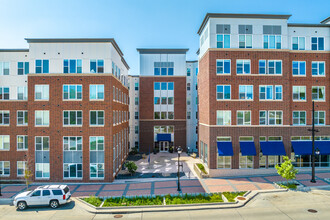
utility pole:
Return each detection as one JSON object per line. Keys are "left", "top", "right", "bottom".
{"left": 308, "top": 101, "right": 319, "bottom": 183}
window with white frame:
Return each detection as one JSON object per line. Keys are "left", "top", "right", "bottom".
{"left": 259, "top": 111, "right": 283, "bottom": 125}
{"left": 216, "top": 60, "right": 231, "bottom": 74}
{"left": 63, "top": 136, "right": 82, "bottom": 151}
{"left": 0, "top": 135, "right": 10, "bottom": 150}
{"left": 237, "top": 111, "right": 251, "bottom": 125}
{"left": 292, "top": 86, "right": 306, "bottom": 101}
{"left": 17, "top": 62, "right": 29, "bottom": 75}
{"left": 216, "top": 85, "right": 231, "bottom": 100}
{"left": 314, "top": 111, "right": 325, "bottom": 125}
{"left": 90, "top": 59, "right": 104, "bottom": 73}
{"left": 293, "top": 111, "right": 306, "bottom": 125}
{"left": 90, "top": 111, "right": 104, "bottom": 126}
{"left": 17, "top": 87, "right": 27, "bottom": 100}
{"left": 217, "top": 136, "right": 231, "bottom": 169}
{"left": 35, "top": 136, "right": 49, "bottom": 151}
{"left": 0, "top": 161, "right": 10, "bottom": 176}
{"left": 236, "top": 60, "right": 250, "bottom": 74}
{"left": 35, "top": 110, "right": 49, "bottom": 126}
{"left": 17, "top": 111, "right": 28, "bottom": 125}
{"left": 312, "top": 61, "right": 325, "bottom": 76}
{"left": 312, "top": 86, "right": 325, "bottom": 101}
{"left": 89, "top": 136, "right": 104, "bottom": 179}
{"left": 35, "top": 136, "right": 50, "bottom": 179}
{"left": 238, "top": 25, "right": 252, "bottom": 48}
{"left": 239, "top": 136, "right": 254, "bottom": 169}
{"left": 0, "top": 111, "right": 9, "bottom": 125}
{"left": 154, "top": 82, "right": 174, "bottom": 120}
{"left": 263, "top": 25, "right": 281, "bottom": 49}
{"left": 154, "top": 62, "right": 174, "bottom": 76}
{"left": 90, "top": 85, "right": 104, "bottom": 100}
{"left": 0, "top": 62, "right": 10, "bottom": 75}
{"left": 35, "top": 163, "right": 49, "bottom": 179}
{"left": 35, "top": 60, "right": 49, "bottom": 73}
{"left": 259, "top": 85, "right": 282, "bottom": 100}
{"left": 63, "top": 59, "right": 82, "bottom": 73}
{"left": 311, "top": 37, "right": 324, "bottom": 51}
{"left": 35, "top": 85, "right": 49, "bottom": 100}
{"left": 216, "top": 110, "right": 231, "bottom": 125}
{"left": 0, "top": 87, "right": 10, "bottom": 100}
{"left": 239, "top": 85, "right": 253, "bottom": 100}
{"left": 292, "top": 37, "right": 305, "bottom": 50}
{"left": 292, "top": 61, "right": 306, "bottom": 76}
{"left": 259, "top": 60, "right": 282, "bottom": 75}
{"left": 63, "top": 136, "right": 82, "bottom": 178}
{"left": 17, "top": 161, "right": 26, "bottom": 176}
{"left": 63, "top": 111, "right": 82, "bottom": 126}
{"left": 64, "top": 163, "right": 82, "bottom": 178}
{"left": 17, "top": 135, "right": 28, "bottom": 150}
{"left": 63, "top": 85, "right": 82, "bottom": 100}
{"left": 216, "top": 24, "right": 230, "bottom": 48}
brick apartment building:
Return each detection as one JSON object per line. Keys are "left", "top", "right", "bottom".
{"left": 0, "top": 38, "right": 129, "bottom": 182}
{"left": 197, "top": 14, "right": 330, "bottom": 176}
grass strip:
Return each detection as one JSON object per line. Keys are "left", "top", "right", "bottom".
{"left": 223, "top": 192, "right": 246, "bottom": 202}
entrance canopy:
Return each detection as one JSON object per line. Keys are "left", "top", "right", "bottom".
{"left": 260, "top": 141, "right": 286, "bottom": 156}
{"left": 292, "top": 141, "right": 330, "bottom": 155}
{"left": 239, "top": 142, "right": 256, "bottom": 156}
{"left": 157, "top": 133, "right": 171, "bottom": 142}
{"left": 217, "top": 141, "right": 233, "bottom": 156}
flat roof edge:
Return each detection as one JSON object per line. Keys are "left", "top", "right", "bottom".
{"left": 0, "top": 49, "right": 29, "bottom": 52}
{"left": 137, "top": 48, "right": 189, "bottom": 54}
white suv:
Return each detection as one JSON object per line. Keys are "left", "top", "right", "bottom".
{"left": 13, "top": 185, "right": 71, "bottom": 210}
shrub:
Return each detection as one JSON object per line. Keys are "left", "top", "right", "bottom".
{"left": 126, "top": 161, "right": 138, "bottom": 175}
{"left": 275, "top": 156, "right": 298, "bottom": 186}
{"left": 196, "top": 163, "right": 207, "bottom": 174}
{"left": 83, "top": 196, "right": 103, "bottom": 207}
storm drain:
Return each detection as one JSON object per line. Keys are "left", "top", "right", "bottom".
{"left": 307, "top": 209, "right": 318, "bottom": 213}
{"left": 237, "top": 197, "right": 246, "bottom": 201}
{"left": 114, "top": 214, "right": 123, "bottom": 218}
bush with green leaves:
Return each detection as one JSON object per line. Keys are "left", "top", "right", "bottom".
{"left": 275, "top": 156, "right": 298, "bottom": 185}
{"left": 126, "top": 161, "right": 138, "bottom": 175}
{"left": 83, "top": 196, "right": 103, "bottom": 207}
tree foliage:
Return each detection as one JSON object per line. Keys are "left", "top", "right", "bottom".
{"left": 24, "top": 155, "right": 33, "bottom": 190}
{"left": 126, "top": 161, "right": 138, "bottom": 176}
{"left": 275, "top": 156, "right": 298, "bottom": 184}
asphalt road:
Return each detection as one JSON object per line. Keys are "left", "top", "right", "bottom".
{"left": 1, "top": 188, "right": 330, "bottom": 220}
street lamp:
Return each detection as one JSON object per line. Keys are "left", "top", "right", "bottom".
{"left": 177, "top": 146, "right": 183, "bottom": 192}
{"left": 308, "top": 101, "right": 319, "bottom": 183}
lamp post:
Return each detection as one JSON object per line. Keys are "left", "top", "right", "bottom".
{"left": 308, "top": 101, "right": 319, "bottom": 183}
{"left": 177, "top": 146, "right": 183, "bottom": 192}
{"left": 0, "top": 176, "right": 2, "bottom": 196}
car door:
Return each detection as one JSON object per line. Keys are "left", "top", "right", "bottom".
{"left": 42, "top": 190, "right": 51, "bottom": 205}
{"left": 28, "top": 190, "right": 42, "bottom": 205}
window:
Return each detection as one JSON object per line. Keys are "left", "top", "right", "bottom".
{"left": 17, "top": 161, "right": 26, "bottom": 176}
{"left": 17, "top": 87, "right": 27, "bottom": 100}
{"left": 35, "top": 137, "right": 50, "bottom": 177}
{"left": 63, "top": 111, "right": 82, "bottom": 126}
{"left": 17, "top": 62, "right": 29, "bottom": 75}
{"left": 292, "top": 61, "right": 306, "bottom": 76}
{"left": 43, "top": 190, "right": 51, "bottom": 196}
{"left": 312, "top": 86, "right": 325, "bottom": 101}
{"left": 259, "top": 111, "right": 283, "bottom": 125}
{"left": 89, "top": 85, "right": 104, "bottom": 100}
{"left": 135, "top": 97, "right": 139, "bottom": 105}
{"left": 263, "top": 25, "right": 282, "bottom": 49}
{"left": 135, "top": 112, "right": 139, "bottom": 119}
{"left": 292, "top": 37, "right": 305, "bottom": 50}
{"left": 293, "top": 111, "right": 306, "bottom": 125}
{"left": 238, "top": 25, "right": 252, "bottom": 48}
{"left": 216, "top": 111, "right": 231, "bottom": 125}
{"left": 135, "top": 83, "right": 139, "bottom": 91}
{"left": 0, "top": 161, "right": 10, "bottom": 176}
{"left": 237, "top": 111, "right": 251, "bottom": 125}
{"left": 17, "top": 111, "right": 28, "bottom": 125}
{"left": 187, "top": 111, "right": 191, "bottom": 119}
{"left": 90, "top": 111, "right": 104, "bottom": 126}
{"left": 311, "top": 37, "right": 324, "bottom": 50}
{"left": 0, "top": 87, "right": 10, "bottom": 100}
{"left": 259, "top": 60, "right": 282, "bottom": 75}
{"left": 63, "top": 59, "right": 82, "bottom": 73}
{"left": 90, "top": 163, "right": 104, "bottom": 179}
{"left": 63, "top": 136, "right": 82, "bottom": 151}
{"left": 63, "top": 85, "right": 82, "bottom": 100}
{"left": 64, "top": 163, "right": 82, "bottom": 178}
{"left": 292, "top": 86, "right": 306, "bottom": 101}
{"left": 35, "top": 136, "right": 49, "bottom": 151}
{"left": 216, "top": 24, "right": 230, "bottom": 48}
{"left": 35, "top": 85, "right": 49, "bottom": 100}
{"left": 216, "top": 85, "right": 231, "bottom": 100}
{"left": 187, "top": 97, "right": 191, "bottom": 105}
{"left": 259, "top": 85, "right": 282, "bottom": 100}
{"left": 312, "top": 62, "right": 325, "bottom": 76}
{"left": 154, "top": 62, "right": 174, "bottom": 76}
{"left": 90, "top": 59, "right": 104, "bottom": 73}
{"left": 0, "top": 111, "right": 9, "bottom": 125}
{"left": 216, "top": 60, "right": 231, "bottom": 74}
{"left": 0, "top": 62, "right": 10, "bottom": 75}
{"left": 239, "top": 137, "right": 254, "bottom": 169}
{"left": 35, "top": 60, "right": 49, "bottom": 73}
{"left": 187, "top": 83, "right": 190, "bottom": 91}
{"left": 0, "top": 135, "right": 10, "bottom": 150}
{"left": 187, "top": 68, "right": 191, "bottom": 76}
{"left": 35, "top": 110, "right": 49, "bottom": 126}
{"left": 17, "top": 135, "right": 28, "bottom": 150}
{"left": 135, "top": 126, "right": 139, "bottom": 134}
{"left": 314, "top": 111, "right": 325, "bottom": 125}
{"left": 90, "top": 136, "right": 104, "bottom": 151}
{"left": 239, "top": 85, "right": 253, "bottom": 100}
{"left": 236, "top": 60, "right": 250, "bottom": 74}
{"left": 35, "top": 163, "right": 50, "bottom": 179}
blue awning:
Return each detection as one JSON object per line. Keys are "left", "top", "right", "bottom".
{"left": 292, "top": 141, "right": 312, "bottom": 155}
{"left": 316, "top": 141, "right": 330, "bottom": 155}
{"left": 260, "top": 141, "right": 286, "bottom": 156}
{"left": 157, "top": 133, "right": 171, "bottom": 142}
{"left": 217, "top": 141, "right": 233, "bottom": 156}
{"left": 239, "top": 142, "right": 256, "bottom": 156}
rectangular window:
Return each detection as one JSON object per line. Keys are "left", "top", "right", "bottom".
{"left": 236, "top": 60, "right": 250, "bottom": 74}
{"left": 0, "top": 62, "right": 10, "bottom": 75}
{"left": 312, "top": 61, "right": 325, "bottom": 76}
{"left": 17, "top": 135, "right": 28, "bottom": 150}
{"left": 311, "top": 37, "right": 324, "bottom": 50}
{"left": 35, "top": 163, "right": 50, "bottom": 179}
{"left": 90, "top": 59, "right": 104, "bottom": 73}
{"left": 35, "top": 60, "right": 49, "bottom": 73}
{"left": 216, "top": 85, "right": 231, "bottom": 100}
{"left": 216, "top": 24, "right": 231, "bottom": 48}
{"left": 293, "top": 111, "right": 306, "bottom": 125}
{"left": 239, "top": 85, "right": 253, "bottom": 100}
{"left": 263, "top": 26, "right": 281, "bottom": 49}
{"left": 35, "top": 85, "right": 49, "bottom": 100}
{"left": 135, "top": 112, "right": 139, "bottom": 119}
{"left": 63, "top": 59, "right": 82, "bottom": 73}
{"left": 63, "top": 111, "right": 83, "bottom": 126}
{"left": 0, "top": 111, "right": 9, "bottom": 125}
{"left": 0, "top": 161, "right": 10, "bottom": 176}
{"left": 63, "top": 85, "right": 82, "bottom": 100}
{"left": 17, "top": 161, "right": 26, "bottom": 176}
{"left": 35, "top": 136, "right": 49, "bottom": 151}
{"left": 90, "top": 136, "right": 104, "bottom": 151}
{"left": 292, "top": 37, "right": 305, "bottom": 50}
{"left": 135, "top": 83, "right": 139, "bottom": 91}
{"left": 17, "top": 86, "right": 27, "bottom": 100}
{"left": 135, "top": 126, "right": 139, "bottom": 134}
{"left": 17, "top": 111, "right": 28, "bottom": 126}
{"left": 238, "top": 25, "right": 252, "bottom": 49}
{"left": 216, "top": 60, "right": 231, "bottom": 74}
{"left": 17, "top": 62, "right": 29, "bottom": 75}
{"left": 259, "top": 111, "right": 283, "bottom": 125}
{"left": 259, "top": 85, "right": 282, "bottom": 100}
{"left": 187, "top": 68, "right": 191, "bottom": 76}
{"left": 0, "top": 87, "right": 10, "bottom": 100}
{"left": 312, "top": 86, "right": 325, "bottom": 101}
{"left": 292, "top": 61, "right": 306, "bottom": 76}
{"left": 63, "top": 136, "right": 82, "bottom": 151}
{"left": 154, "top": 62, "right": 174, "bottom": 76}
{"left": 216, "top": 110, "right": 231, "bottom": 125}
{"left": 35, "top": 110, "right": 49, "bottom": 126}
{"left": 314, "top": 111, "right": 325, "bottom": 125}
{"left": 135, "top": 97, "right": 139, "bottom": 105}
{"left": 90, "top": 163, "right": 104, "bottom": 179}
{"left": 63, "top": 163, "right": 82, "bottom": 178}
{"left": 237, "top": 111, "right": 251, "bottom": 125}
{"left": 292, "top": 86, "right": 306, "bottom": 101}
{"left": 0, "top": 135, "right": 10, "bottom": 150}
{"left": 90, "top": 111, "right": 104, "bottom": 126}
{"left": 89, "top": 85, "right": 104, "bottom": 100}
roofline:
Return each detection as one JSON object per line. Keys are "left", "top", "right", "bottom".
{"left": 288, "top": 23, "right": 330, "bottom": 27}
{"left": 0, "top": 49, "right": 29, "bottom": 52}
{"left": 136, "top": 48, "right": 189, "bottom": 54}
{"left": 320, "top": 16, "right": 330, "bottom": 24}
{"left": 186, "top": 60, "right": 198, "bottom": 63}
{"left": 197, "top": 13, "right": 292, "bottom": 35}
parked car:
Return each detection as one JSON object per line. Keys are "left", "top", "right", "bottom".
{"left": 13, "top": 185, "right": 71, "bottom": 210}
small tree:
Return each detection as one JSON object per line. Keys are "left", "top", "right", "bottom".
{"left": 24, "top": 155, "right": 33, "bottom": 190}
{"left": 126, "top": 161, "right": 138, "bottom": 176}
{"left": 275, "top": 156, "right": 298, "bottom": 185}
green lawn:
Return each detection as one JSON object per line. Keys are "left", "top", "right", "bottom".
{"left": 223, "top": 192, "right": 246, "bottom": 202}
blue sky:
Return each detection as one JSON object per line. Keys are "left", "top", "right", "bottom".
{"left": 1, "top": 0, "right": 329, "bottom": 74}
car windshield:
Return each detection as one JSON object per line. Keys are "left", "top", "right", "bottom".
{"left": 26, "top": 191, "right": 33, "bottom": 196}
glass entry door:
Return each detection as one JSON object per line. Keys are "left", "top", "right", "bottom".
{"left": 159, "top": 141, "right": 169, "bottom": 152}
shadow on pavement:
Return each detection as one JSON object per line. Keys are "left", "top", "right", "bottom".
{"left": 15, "top": 200, "right": 75, "bottom": 212}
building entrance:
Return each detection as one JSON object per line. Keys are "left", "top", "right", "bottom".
{"left": 159, "top": 141, "right": 169, "bottom": 152}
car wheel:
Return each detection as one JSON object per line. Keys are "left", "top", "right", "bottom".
{"left": 50, "top": 200, "right": 59, "bottom": 209}
{"left": 17, "top": 201, "right": 27, "bottom": 210}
